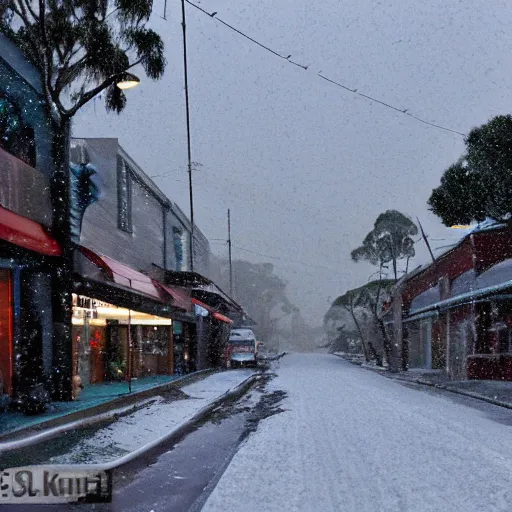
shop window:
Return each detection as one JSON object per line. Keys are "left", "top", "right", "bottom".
{"left": 117, "top": 155, "right": 132, "bottom": 233}
{"left": 141, "top": 326, "right": 169, "bottom": 356}
{"left": 0, "top": 94, "right": 36, "bottom": 167}
{"left": 486, "top": 302, "right": 512, "bottom": 354}
{"left": 173, "top": 227, "right": 184, "bottom": 271}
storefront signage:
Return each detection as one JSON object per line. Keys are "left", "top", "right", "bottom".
{"left": 194, "top": 304, "right": 209, "bottom": 317}
{"left": 69, "top": 162, "right": 99, "bottom": 244}
{"left": 0, "top": 466, "right": 112, "bottom": 504}
{"left": 173, "top": 321, "right": 183, "bottom": 335}
{"left": 74, "top": 296, "right": 113, "bottom": 311}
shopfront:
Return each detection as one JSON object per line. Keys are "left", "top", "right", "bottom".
{"left": 72, "top": 294, "right": 173, "bottom": 385}
{"left": 0, "top": 206, "right": 61, "bottom": 401}
{"left": 171, "top": 320, "right": 198, "bottom": 375}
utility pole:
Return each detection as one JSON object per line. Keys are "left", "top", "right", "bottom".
{"left": 416, "top": 217, "right": 436, "bottom": 264}
{"left": 181, "top": 0, "right": 194, "bottom": 272}
{"left": 228, "top": 209, "right": 233, "bottom": 297}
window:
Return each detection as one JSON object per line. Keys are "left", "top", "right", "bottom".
{"left": 141, "top": 326, "right": 169, "bottom": 355}
{"left": 487, "top": 301, "right": 512, "bottom": 354}
{"left": 0, "top": 93, "right": 36, "bottom": 167}
{"left": 117, "top": 155, "right": 132, "bottom": 233}
{"left": 173, "top": 226, "right": 184, "bottom": 271}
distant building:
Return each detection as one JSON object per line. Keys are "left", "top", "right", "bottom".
{"left": 384, "top": 222, "right": 512, "bottom": 380}
{"left": 67, "top": 138, "right": 241, "bottom": 389}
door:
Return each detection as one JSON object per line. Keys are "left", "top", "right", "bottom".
{"left": 0, "top": 269, "right": 12, "bottom": 395}
{"left": 424, "top": 319, "right": 432, "bottom": 370}
{"left": 77, "top": 313, "right": 91, "bottom": 385}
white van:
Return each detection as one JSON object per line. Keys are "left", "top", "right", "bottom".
{"left": 227, "top": 328, "right": 257, "bottom": 367}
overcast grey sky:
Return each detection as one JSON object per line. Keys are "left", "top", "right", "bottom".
{"left": 74, "top": 0, "right": 512, "bottom": 326}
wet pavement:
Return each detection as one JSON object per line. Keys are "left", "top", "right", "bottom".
{"left": 0, "top": 373, "right": 287, "bottom": 512}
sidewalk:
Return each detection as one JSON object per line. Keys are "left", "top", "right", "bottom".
{"left": 0, "top": 369, "right": 258, "bottom": 469}
{"left": 334, "top": 352, "right": 512, "bottom": 409}
{"left": 0, "top": 371, "right": 212, "bottom": 439}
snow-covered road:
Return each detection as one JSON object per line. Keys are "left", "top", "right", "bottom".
{"left": 203, "top": 353, "right": 512, "bottom": 512}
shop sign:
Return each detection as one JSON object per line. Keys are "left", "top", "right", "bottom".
{"left": 74, "top": 296, "right": 113, "bottom": 311}
{"left": 0, "top": 466, "right": 112, "bottom": 504}
{"left": 194, "top": 304, "right": 209, "bottom": 317}
{"left": 173, "top": 321, "right": 183, "bottom": 335}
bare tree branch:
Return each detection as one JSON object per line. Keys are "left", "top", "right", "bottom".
{"left": 14, "top": 0, "right": 33, "bottom": 26}
{"left": 20, "top": 0, "right": 38, "bottom": 22}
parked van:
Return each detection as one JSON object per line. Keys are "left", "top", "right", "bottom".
{"left": 225, "top": 328, "right": 257, "bottom": 368}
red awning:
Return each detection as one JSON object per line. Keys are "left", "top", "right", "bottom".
{"left": 213, "top": 312, "right": 233, "bottom": 324}
{"left": 0, "top": 206, "right": 61, "bottom": 256}
{"left": 154, "top": 282, "right": 192, "bottom": 312}
{"left": 79, "top": 246, "right": 161, "bottom": 300}
{"left": 191, "top": 298, "right": 233, "bottom": 324}
{"left": 192, "top": 298, "right": 214, "bottom": 312}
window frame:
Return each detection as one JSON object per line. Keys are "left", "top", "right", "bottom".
{"left": 117, "top": 155, "right": 133, "bottom": 233}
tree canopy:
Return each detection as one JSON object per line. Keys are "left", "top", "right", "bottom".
{"left": 327, "top": 279, "right": 394, "bottom": 362}
{"left": 210, "top": 257, "right": 298, "bottom": 342}
{"left": 351, "top": 210, "right": 418, "bottom": 280}
{"left": 1, "top": 0, "right": 166, "bottom": 123}
{"left": 428, "top": 115, "right": 512, "bottom": 225}
{"left": 333, "top": 279, "right": 394, "bottom": 311}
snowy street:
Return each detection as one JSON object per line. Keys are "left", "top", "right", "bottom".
{"left": 4, "top": 354, "right": 512, "bottom": 511}
{"left": 203, "top": 353, "right": 512, "bottom": 512}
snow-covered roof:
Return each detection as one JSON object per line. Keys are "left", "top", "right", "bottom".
{"left": 477, "top": 258, "right": 512, "bottom": 289}
{"left": 451, "top": 269, "right": 476, "bottom": 296}
{"left": 409, "top": 285, "right": 440, "bottom": 313}
{"left": 396, "top": 219, "right": 506, "bottom": 292}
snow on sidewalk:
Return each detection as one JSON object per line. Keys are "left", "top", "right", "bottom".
{"left": 203, "top": 353, "right": 512, "bottom": 512}
{"left": 47, "top": 369, "right": 254, "bottom": 465}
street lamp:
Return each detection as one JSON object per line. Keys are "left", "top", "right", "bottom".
{"left": 116, "top": 72, "right": 140, "bottom": 90}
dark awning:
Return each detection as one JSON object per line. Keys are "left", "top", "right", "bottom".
{"left": 0, "top": 205, "right": 61, "bottom": 256}
{"left": 154, "top": 281, "right": 192, "bottom": 312}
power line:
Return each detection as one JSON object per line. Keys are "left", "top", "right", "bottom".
{"left": 157, "top": 169, "right": 343, "bottom": 228}
{"left": 185, "top": 0, "right": 466, "bottom": 137}
{"left": 231, "top": 244, "right": 345, "bottom": 275}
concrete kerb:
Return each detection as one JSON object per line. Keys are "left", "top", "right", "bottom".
{"left": 0, "top": 372, "right": 263, "bottom": 467}
{"left": 333, "top": 353, "right": 512, "bottom": 411}
{"left": 0, "top": 369, "right": 216, "bottom": 448}
{"left": 0, "top": 397, "right": 158, "bottom": 454}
